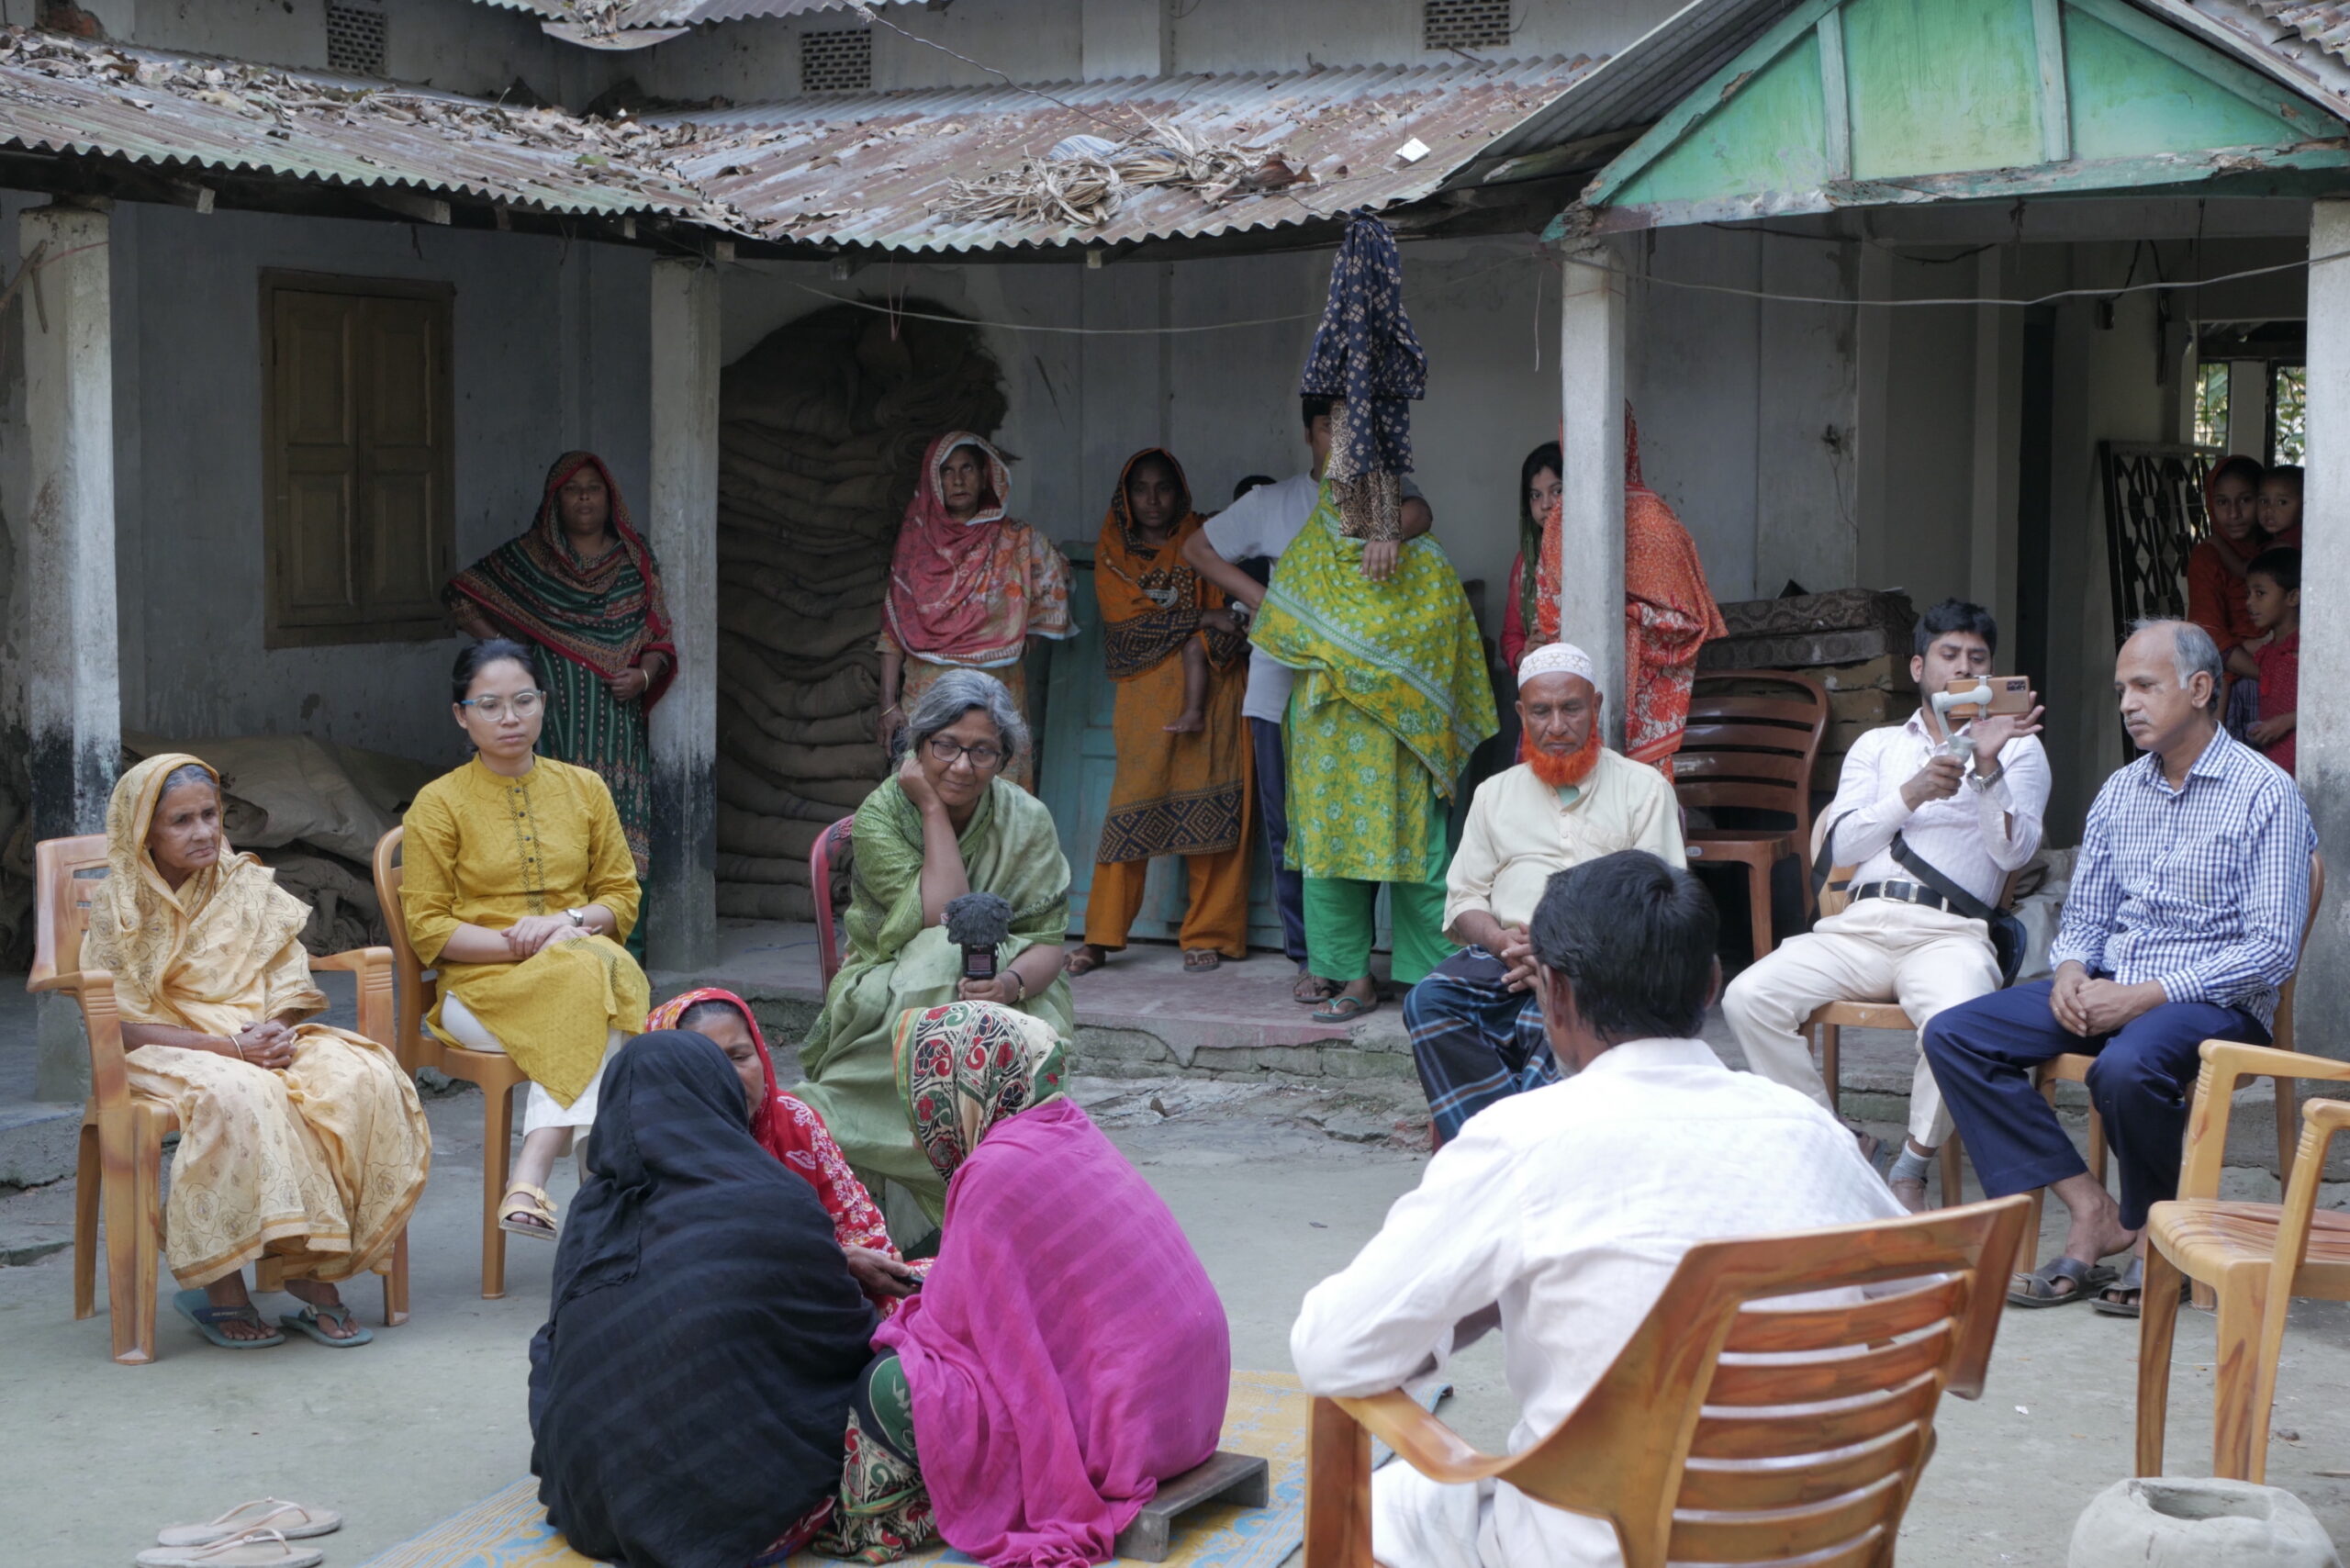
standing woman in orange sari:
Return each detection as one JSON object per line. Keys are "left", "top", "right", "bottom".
{"left": 1064, "top": 450, "right": 1253, "bottom": 978}
{"left": 876, "top": 432, "right": 1075, "bottom": 790}
{"left": 1537, "top": 409, "right": 1728, "bottom": 771}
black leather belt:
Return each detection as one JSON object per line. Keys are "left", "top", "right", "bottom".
{"left": 1850, "top": 880, "right": 1957, "bottom": 914}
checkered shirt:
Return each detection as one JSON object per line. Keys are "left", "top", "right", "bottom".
{"left": 2051, "top": 726, "right": 2315, "bottom": 1029}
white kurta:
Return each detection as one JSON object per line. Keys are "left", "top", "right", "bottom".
{"left": 1441, "top": 751, "right": 1685, "bottom": 938}
{"left": 1290, "top": 1038, "right": 1904, "bottom": 1568}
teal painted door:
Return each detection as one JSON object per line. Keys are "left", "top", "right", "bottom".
{"left": 1037, "top": 543, "right": 1285, "bottom": 948}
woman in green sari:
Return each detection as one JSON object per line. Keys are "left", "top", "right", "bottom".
{"left": 446, "top": 452, "right": 676, "bottom": 960}
{"left": 795, "top": 669, "right": 1074, "bottom": 1220}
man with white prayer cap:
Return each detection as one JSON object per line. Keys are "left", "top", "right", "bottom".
{"left": 1404, "top": 642, "right": 1685, "bottom": 1142}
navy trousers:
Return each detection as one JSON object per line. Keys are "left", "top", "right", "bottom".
{"left": 1248, "top": 716, "right": 1308, "bottom": 966}
{"left": 1404, "top": 946, "right": 1557, "bottom": 1142}
{"left": 1920, "top": 979, "right": 2266, "bottom": 1229}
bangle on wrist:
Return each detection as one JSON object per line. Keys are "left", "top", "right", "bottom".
{"left": 1008, "top": 969, "right": 1027, "bottom": 1003}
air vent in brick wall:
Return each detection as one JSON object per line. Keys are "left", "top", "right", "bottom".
{"left": 800, "top": 27, "right": 872, "bottom": 93}
{"left": 1424, "top": 0, "right": 1511, "bottom": 50}
{"left": 325, "top": 0, "right": 387, "bottom": 78}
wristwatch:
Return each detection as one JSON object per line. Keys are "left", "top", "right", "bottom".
{"left": 564, "top": 907, "right": 588, "bottom": 928}
{"left": 1968, "top": 760, "right": 2006, "bottom": 792}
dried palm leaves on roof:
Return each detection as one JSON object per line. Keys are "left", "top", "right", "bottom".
{"left": 932, "top": 118, "right": 1311, "bottom": 230}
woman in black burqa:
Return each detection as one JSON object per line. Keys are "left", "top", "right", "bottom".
{"left": 529, "top": 1031, "right": 878, "bottom": 1568}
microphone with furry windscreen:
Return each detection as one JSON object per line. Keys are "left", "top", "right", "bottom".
{"left": 943, "top": 892, "right": 1014, "bottom": 985}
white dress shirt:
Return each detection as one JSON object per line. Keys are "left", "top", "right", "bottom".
{"left": 1821, "top": 712, "right": 2050, "bottom": 909}
{"left": 1443, "top": 751, "right": 1686, "bottom": 936}
{"left": 1202, "top": 470, "right": 1421, "bottom": 724}
{"left": 1292, "top": 1038, "right": 1903, "bottom": 1568}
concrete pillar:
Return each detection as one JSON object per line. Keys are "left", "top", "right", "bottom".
{"left": 644, "top": 255, "right": 720, "bottom": 974}
{"left": 1557, "top": 238, "right": 1628, "bottom": 745}
{"left": 2299, "top": 198, "right": 2350, "bottom": 1034}
{"left": 22, "top": 201, "right": 119, "bottom": 1101}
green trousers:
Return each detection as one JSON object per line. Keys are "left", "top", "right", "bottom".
{"left": 1302, "top": 807, "right": 1451, "bottom": 985}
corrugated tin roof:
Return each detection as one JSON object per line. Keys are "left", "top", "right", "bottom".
{"left": 473, "top": 0, "right": 923, "bottom": 50}
{"left": 2254, "top": 0, "right": 2350, "bottom": 58}
{"left": 654, "top": 55, "right": 1602, "bottom": 253}
{"left": 0, "top": 27, "right": 737, "bottom": 221}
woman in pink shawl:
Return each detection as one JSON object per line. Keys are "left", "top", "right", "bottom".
{"left": 877, "top": 432, "right": 1076, "bottom": 790}
{"left": 817, "top": 1001, "right": 1230, "bottom": 1566}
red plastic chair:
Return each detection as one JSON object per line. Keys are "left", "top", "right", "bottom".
{"left": 811, "top": 815, "right": 856, "bottom": 990}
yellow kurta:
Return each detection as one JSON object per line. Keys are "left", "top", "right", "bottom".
{"left": 401, "top": 756, "right": 649, "bottom": 1106}
{"left": 84, "top": 755, "right": 432, "bottom": 1288}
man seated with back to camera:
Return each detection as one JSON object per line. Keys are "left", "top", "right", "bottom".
{"left": 1721, "top": 598, "right": 2048, "bottom": 1210}
{"left": 1924, "top": 619, "right": 2313, "bottom": 1316}
{"left": 1293, "top": 851, "right": 1900, "bottom": 1568}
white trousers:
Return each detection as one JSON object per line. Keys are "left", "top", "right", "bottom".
{"left": 1720, "top": 899, "right": 2001, "bottom": 1148}
{"left": 440, "top": 991, "right": 623, "bottom": 1138}
{"left": 1371, "top": 1465, "right": 1620, "bottom": 1568}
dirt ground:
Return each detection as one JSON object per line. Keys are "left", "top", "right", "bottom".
{"left": 4, "top": 1074, "right": 2349, "bottom": 1567}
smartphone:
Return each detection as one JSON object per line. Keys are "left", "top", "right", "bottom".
{"left": 1941, "top": 676, "right": 2033, "bottom": 721}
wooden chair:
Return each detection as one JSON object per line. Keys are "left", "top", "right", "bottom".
{"left": 374, "top": 826, "right": 533, "bottom": 1301}
{"left": 1304, "top": 1195, "right": 2032, "bottom": 1568}
{"left": 30, "top": 834, "right": 408, "bottom": 1364}
{"left": 2138, "top": 1041, "right": 2350, "bottom": 1484}
{"left": 811, "top": 814, "right": 856, "bottom": 991}
{"left": 1675, "top": 671, "right": 1829, "bottom": 957}
{"left": 1803, "top": 812, "right": 2026, "bottom": 1209}
{"left": 2029, "top": 849, "right": 2322, "bottom": 1265}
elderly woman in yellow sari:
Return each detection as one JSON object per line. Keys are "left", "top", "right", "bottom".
{"left": 402, "top": 639, "right": 649, "bottom": 1245}
{"left": 84, "top": 755, "right": 431, "bottom": 1348}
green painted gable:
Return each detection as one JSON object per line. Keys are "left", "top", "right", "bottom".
{"left": 1584, "top": 0, "right": 2346, "bottom": 227}
{"left": 1844, "top": 0, "right": 2043, "bottom": 179}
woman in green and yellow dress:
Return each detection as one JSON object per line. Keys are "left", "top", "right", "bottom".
{"left": 446, "top": 452, "right": 675, "bottom": 959}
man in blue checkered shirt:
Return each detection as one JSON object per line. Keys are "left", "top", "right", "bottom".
{"left": 1924, "top": 619, "right": 2313, "bottom": 1316}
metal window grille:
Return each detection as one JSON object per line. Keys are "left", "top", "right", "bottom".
{"left": 325, "top": 0, "right": 387, "bottom": 78}
{"left": 1424, "top": 0, "right": 1510, "bottom": 49}
{"left": 800, "top": 27, "right": 872, "bottom": 93}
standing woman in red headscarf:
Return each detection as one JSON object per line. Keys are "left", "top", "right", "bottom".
{"left": 446, "top": 453, "right": 676, "bottom": 958}
{"left": 1536, "top": 409, "right": 1728, "bottom": 771}
{"left": 876, "top": 432, "right": 1075, "bottom": 790}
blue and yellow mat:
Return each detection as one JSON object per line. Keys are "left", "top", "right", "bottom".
{"left": 358, "top": 1370, "right": 1313, "bottom": 1568}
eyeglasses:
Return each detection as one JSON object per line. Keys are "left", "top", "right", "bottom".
{"left": 461, "top": 691, "right": 544, "bottom": 720}
{"left": 925, "top": 735, "right": 1004, "bottom": 770}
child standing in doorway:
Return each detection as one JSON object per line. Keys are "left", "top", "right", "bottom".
{"left": 2261, "top": 465, "right": 2305, "bottom": 551}
{"left": 2245, "top": 546, "right": 2301, "bottom": 776}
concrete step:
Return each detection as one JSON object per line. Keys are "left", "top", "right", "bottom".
{"left": 0, "top": 1100, "right": 77, "bottom": 1190}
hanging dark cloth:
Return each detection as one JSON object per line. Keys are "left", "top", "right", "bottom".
{"left": 529, "top": 1032, "right": 878, "bottom": 1568}
{"left": 1297, "top": 212, "right": 1427, "bottom": 541}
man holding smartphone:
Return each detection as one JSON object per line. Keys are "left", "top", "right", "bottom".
{"left": 1722, "top": 599, "right": 2049, "bottom": 1209}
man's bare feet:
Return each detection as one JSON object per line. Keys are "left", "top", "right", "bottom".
{"left": 2051, "top": 1171, "right": 2139, "bottom": 1265}
{"left": 204, "top": 1272, "right": 275, "bottom": 1342}
{"left": 285, "top": 1278, "right": 360, "bottom": 1340}
{"left": 1162, "top": 712, "right": 1205, "bottom": 734}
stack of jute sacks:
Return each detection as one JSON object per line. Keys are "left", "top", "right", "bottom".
{"left": 713, "top": 302, "right": 1008, "bottom": 923}
{"left": 1698, "top": 588, "right": 1920, "bottom": 797}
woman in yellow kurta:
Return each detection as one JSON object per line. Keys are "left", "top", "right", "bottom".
{"left": 84, "top": 754, "right": 431, "bottom": 1347}
{"left": 402, "top": 639, "right": 649, "bottom": 1242}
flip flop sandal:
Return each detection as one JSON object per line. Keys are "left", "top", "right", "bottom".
{"left": 498, "top": 1182, "right": 559, "bottom": 1240}
{"left": 2007, "top": 1256, "right": 2118, "bottom": 1308}
{"left": 1064, "top": 946, "right": 1108, "bottom": 977}
{"left": 2088, "top": 1258, "right": 2189, "bottom": 1319}
{"left": 1311, "top": 992, "right": 1381, "bottom": 1025}
{"left": 159, "top": 1502, "right": 341, "bottom": 1549}
{"left": 138, "top": 1529, "right": 325, "bottom": 1568}
{"left": 1293, "top": 974, "right": 1340, "bottom": 1006}
{"left": 173, "top": 1290, "right": 285, "bottom": 1350}
{"left": 1181, "top": 949, "right": 1222, "bottom": 974}
{"left": 277, "top": 1301, "right": 373, "bottom": 1348}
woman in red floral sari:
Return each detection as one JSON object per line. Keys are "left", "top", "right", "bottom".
{"left": 647, "top": 987, "right": 927, "bottom": 1311}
